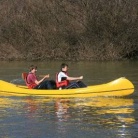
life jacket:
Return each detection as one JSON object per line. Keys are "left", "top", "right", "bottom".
{"left": 56, "top": 72, "right": 69, "bottom": 88}
{"left": 22, "top": 72, "right": 37, "bottom": 89}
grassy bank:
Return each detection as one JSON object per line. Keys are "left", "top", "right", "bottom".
{"left": 0, "top": 0, "right": 138, "bottom": 61}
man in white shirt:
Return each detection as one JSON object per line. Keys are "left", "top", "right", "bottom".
{"left": 57, "top": 63, "right": 86, "bottom": 89}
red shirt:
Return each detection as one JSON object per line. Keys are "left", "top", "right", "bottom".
{"left": 27, "top": 73, "right": 37, "bottom": 88}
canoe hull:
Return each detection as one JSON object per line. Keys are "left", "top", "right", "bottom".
{"left": 0, "top": 77, "right": 134, "bottom": 97}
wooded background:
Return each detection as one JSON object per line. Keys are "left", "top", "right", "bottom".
{"left": 0, "top": 0, "right": 138, "bottom": 61}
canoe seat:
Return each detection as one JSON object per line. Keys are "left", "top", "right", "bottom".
{"left": 55, "top": 73, "right": 69, "bottom": 89}
{"left": 22, "top": 72, "right": 28, "bottom": 85}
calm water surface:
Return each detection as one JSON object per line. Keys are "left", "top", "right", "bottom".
{"left": 0, "top": 61, "right": 138, "bottom": 138}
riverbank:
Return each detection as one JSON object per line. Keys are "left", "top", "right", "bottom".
{"left": 0, "top": 44, "right": 138, "bottom": 61}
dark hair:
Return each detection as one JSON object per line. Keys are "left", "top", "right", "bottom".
{"left": 29, "top": 65, "right": 37, "bottom": 71}
{"left": 61, "top": 63, "right": 68, "bottom": 70}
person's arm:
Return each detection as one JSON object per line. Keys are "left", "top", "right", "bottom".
{"left": 58, "top": 72, "right": 83, "bottom": 82}
{"left": 35, "top": 74, "right": 49, "bottom": 85}
{"left": 66, "top": 76, "right": 83, "bottom": 81}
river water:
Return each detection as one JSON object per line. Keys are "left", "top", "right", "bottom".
{"left": 0, "top": 61, "right": 138, "bottom": 138}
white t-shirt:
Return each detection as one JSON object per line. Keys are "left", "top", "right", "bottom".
{"left": 58, "top": 72, "right": 68, "bottom": 82}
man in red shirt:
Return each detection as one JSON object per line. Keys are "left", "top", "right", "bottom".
{"left": 27, "top": 65, "right": 55, "bottom": 89}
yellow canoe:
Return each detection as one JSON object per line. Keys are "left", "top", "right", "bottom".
{"left": 0, "top": 77, "right": 134, "bottom": 97}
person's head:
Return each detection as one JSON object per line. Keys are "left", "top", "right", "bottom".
{"left": 61, "top": 63, "right": 68, "bottom": 72}
{"left": 29, "top": 65, "right": 37, "bottom": 73}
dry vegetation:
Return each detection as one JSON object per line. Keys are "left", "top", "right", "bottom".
{"left": 0, "top": 0, "right": 138, "bottom": 61}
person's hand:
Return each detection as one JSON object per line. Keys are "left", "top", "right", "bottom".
{"left": 44, "top": 74, "right": 50, "bottom": 79}
{"left": 79, "top": 76, "right": 83, "bottom": 79}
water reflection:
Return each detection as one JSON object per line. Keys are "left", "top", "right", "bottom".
{"left": 72, "top": 97, "right": 135, "bottom": 138}
{"left": 24, "top": 97, "right": 38, "bottom": 118}
{"left": 73, "top": 97, "right": 135, "bottom": 124}
{"left": 55, "top": 99, "right": 70, "bottom": 122}
{"left": 0, "top": 96, "right": 136, "bottom": 138}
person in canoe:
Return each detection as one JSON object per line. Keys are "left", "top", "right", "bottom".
{"left": 56, "top": 63, "right": 87, "bottom": 89}
{"left": 25, "top": 65, "right": 56, "bottom": 89}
